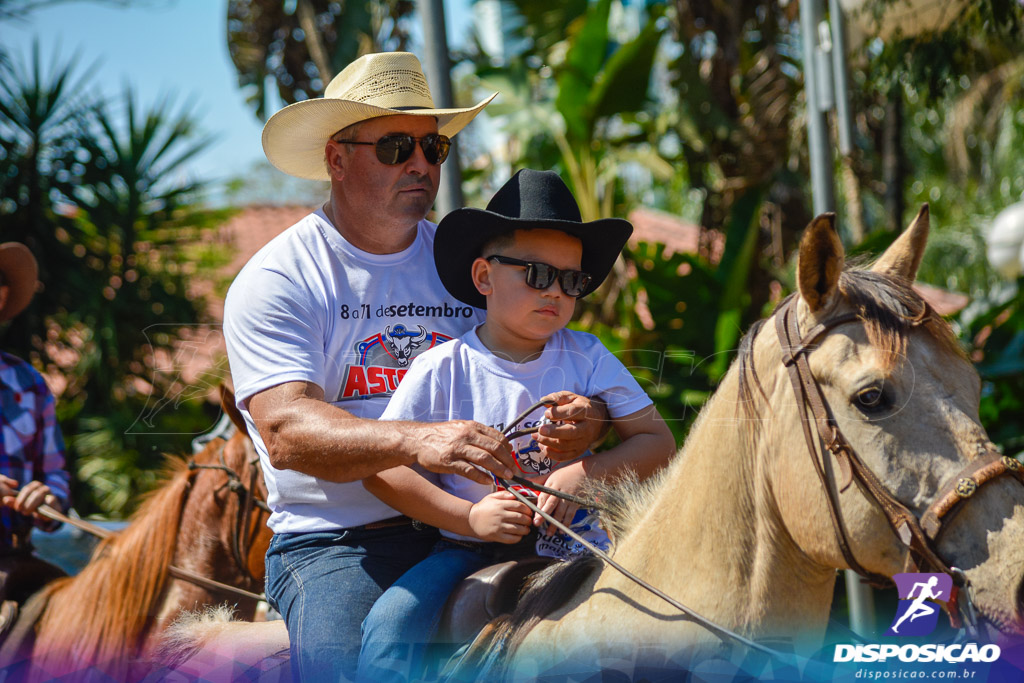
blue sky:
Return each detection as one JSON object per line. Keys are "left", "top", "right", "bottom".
{"left": 6, "top": 0, "right": 475, "bottom": 198}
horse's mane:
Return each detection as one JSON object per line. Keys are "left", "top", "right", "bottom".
{"left": 30, "top": 453, "right": 198, "bottom": 669}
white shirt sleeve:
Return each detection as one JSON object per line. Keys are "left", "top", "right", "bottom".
{"left": 380, "top": 352, "right": 450, "bottom": 423}
{"left": 224, "top": 266, "right": 328, "bottom": 405}
{"left": 588, "top": 344, "right": 655, "bottom": 419}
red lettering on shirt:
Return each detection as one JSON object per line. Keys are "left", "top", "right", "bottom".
{"left": 366, "top": 366, "right": 388, "bottom": 394}
{"left": 341, "top": 366, "right": 370, "bottom": 398}
{"left": 340, "top": 365, "right": 410, "bottom": 398}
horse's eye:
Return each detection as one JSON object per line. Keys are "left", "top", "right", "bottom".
{"left": 854, "top": 386, "right": 888, "bottom": 413}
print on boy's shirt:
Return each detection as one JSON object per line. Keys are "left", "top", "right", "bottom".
{"left": 489, "top": 418, "right": 553, "bottom": 476}
{"left": 513, "top": 436, "right": 551, "bottom": 476}
{"left": 336, "top": 324, "right": 453, "bottom": 400}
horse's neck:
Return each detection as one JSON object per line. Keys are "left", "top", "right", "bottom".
{"left": 598, "top": 366, "right": 837, "bottom": 648}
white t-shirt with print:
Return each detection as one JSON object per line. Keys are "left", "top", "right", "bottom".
{"left": 380, "top": 325, "right": 653, "bottom": 555}
{"left": 224, "top": 208, "right": 483, "bottom": 533}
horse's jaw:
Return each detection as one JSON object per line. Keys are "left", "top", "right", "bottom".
{"left": 943, "top": 482, "right": 1024, "bottom": 639}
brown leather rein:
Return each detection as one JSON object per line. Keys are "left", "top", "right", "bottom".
{"left": 774, "top": 295, "right": 1024, "bottom": 622}
{"left": 188, "top": 436, "right": 271, "bottom": 590}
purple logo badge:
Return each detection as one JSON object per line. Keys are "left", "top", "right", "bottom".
{"left": 884, "top": 573, "right": 952, "bottom": 637}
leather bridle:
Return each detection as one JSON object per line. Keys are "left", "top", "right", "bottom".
{"left": 188, "top": 437, "right": 271, "bottom": 587}
{"left": 775, "top": 295, "right": 1024, "bottom": 623}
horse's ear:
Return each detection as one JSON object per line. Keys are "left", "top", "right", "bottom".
{"left": 797, "top": 212, "right": 845, "bottom": 313}
{"left": 871, "top": 204, "right": 929, "bottom": 282}
{"left": 219, "top": 384, "right": 249, "bottom": 437}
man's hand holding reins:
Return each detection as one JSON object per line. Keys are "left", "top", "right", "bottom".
{"left": 535, "top": 392, "right": 610, "bottom": 462}
{"left": 412, "top": 420, "right": 516, "bottom": 485}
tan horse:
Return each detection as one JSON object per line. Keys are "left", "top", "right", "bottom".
{"left": 0, "top": 386, "right": 271, "bottom": 681}
{"left": 466, "top": 207, "right": 1024, "bottom": 679}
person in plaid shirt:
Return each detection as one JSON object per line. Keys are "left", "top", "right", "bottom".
{"left": 0, "top": 242, "right": 70, "bottom": 607}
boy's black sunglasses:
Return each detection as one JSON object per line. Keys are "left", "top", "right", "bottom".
{"left": 332, "top": 133, "right": 451, "bottom": 165}
{"left": 486, "top": 255, "right": 592, "bottom": 298}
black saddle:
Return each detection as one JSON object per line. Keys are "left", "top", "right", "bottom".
{"left": 435, "top": 555, "right": 554, "bottom": 645}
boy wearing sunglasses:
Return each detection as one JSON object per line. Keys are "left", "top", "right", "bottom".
{"left": 358, "top": 169, "right": 676, "bottom": 682}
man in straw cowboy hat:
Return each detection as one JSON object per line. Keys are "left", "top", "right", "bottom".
{"left": 224, "top": 52, "right": 607, "bottom": 681}
{"left": 0, "top": 243, "right": 71, "bottom": 617}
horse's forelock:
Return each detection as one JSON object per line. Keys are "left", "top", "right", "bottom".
{"left": 837, "top": 269, "right": 966, "bottom": 369}
{"left": 735, "top": 269, "right": 966, "bottom": 419}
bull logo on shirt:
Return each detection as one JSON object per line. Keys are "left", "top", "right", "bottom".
{"left": 383, "top": 324, "right": 428, "bottom": 367}
{"left": 338, "top": 324, "right": 453, "bottom": 401}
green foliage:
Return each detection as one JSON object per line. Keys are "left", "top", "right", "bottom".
{"left": 0, "top": 43, "right": 224, "bottom": 517}
{"left": 226, "top": 0, "right": 415, "bottom": 121}
{"left": 574, "top": 240, "right": 725, "bottom": 442}
{"left": 861, "top": 0, "right": 1022, "bottom": 101}
{"left": 961, "top": 283, "right": 1024, "bottom": 457}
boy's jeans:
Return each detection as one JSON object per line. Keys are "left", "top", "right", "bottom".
{"left": 357, "top": 537, "right": 535, "bottom": 683}
{"left": 264, "top": 523, "right": 439, "bottom": 683}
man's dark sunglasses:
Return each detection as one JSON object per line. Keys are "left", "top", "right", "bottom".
{"left": 333, "top": 133, "right": 451, "bottom": 165}
{"left": 486, "top": 255, "right": 592, "bottom": 298}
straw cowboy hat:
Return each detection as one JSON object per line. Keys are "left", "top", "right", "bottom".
{"left": 0, "top": 242, "right": 39, "bottom": 321}
{"left": 262, "top": 52, "right": 496, "bottom": 181}
{"left": 434, "top": 169, "right": 633, "bottom": 309}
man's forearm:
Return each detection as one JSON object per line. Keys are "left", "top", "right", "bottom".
{"left": 253, "top": 396, "right": 418, "bottom": 483}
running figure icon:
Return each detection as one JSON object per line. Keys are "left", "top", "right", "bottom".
{"left": 891, "top": 575, "right": 941, "bottom": 633}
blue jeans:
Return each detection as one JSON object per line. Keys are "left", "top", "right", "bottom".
{"left": 264, "top": 523, "right": 439, "bottom": 683}
{"left": 357, "top": 538, "right": 533, "bottom": 683}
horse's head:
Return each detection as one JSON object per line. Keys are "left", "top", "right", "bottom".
{"left": 753, "top": 206, "right": 1024, "bottom": 639}
{"left": 183, "top": 386, "right": 271, "bottom": 597}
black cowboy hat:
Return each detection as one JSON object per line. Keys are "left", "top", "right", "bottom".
{"left": 434, "top": 169, "right": 633, "bottom": 309}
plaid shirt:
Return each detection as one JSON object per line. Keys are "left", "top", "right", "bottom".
{"left": 0, "top": 351, "right": 71, "bottom": 548}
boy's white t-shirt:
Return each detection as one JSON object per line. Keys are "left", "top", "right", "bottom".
{"left": 380, "top": 325, "right": 653, "bottom": 555}
{"left": 223, "top": 209, "right": 483, "bottom": 533}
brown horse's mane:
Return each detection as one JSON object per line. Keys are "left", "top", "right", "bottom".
{"left": 30, "top": 452, "right": 199, "bottom": 670}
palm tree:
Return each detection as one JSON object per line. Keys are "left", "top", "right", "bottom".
{"left": 226, "top": 0, "right": 416, "bottom": 120}
{"left": 0, "top": 41, "right": 99, "bottom": 356}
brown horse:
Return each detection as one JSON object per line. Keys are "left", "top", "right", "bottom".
{"left": 462, "top": 207, "right": 1024, "bottom": 679}
{"left": 0, "top": 386, "right": 271, "bottom": 681}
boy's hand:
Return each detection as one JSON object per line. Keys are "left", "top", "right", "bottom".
{"left": 533, "top": 465, "right": 586, "bottom": 528}
{"left": 468, "top": 491, "right": 532, "bottom": 544}
{"left": 535, "top": 392, "right": 609, "bottom": 462}
{"left": 415, "top": 420, "right": 516, "bottom": 484}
